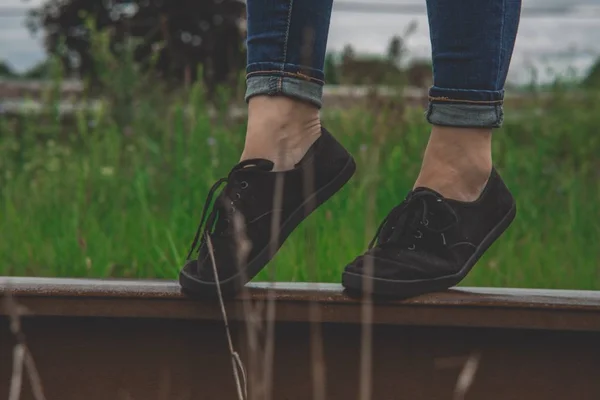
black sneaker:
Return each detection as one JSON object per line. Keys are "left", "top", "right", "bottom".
{"left": 342, "top": 167, "right": 516, "bottom": 298}
{"left": 180, "top": 127, "right": 356, "bottom": 297}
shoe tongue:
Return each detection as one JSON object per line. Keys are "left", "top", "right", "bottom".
{"left": 233, "top": 158, "right": 274, "bottom": 172}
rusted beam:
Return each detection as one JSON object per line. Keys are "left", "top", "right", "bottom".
{"left": 1, "top": 278, "right": 600, "bottom": 400}
{"left": 2, "top": 278, "right": 600, "bottom": 331}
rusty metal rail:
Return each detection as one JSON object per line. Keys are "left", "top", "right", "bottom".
{"left": 2, "top": 277, "right": 600, "bottom": 399}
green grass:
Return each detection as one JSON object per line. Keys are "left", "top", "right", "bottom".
{"left": 2, "top": 83, "right": 600, "bottom": 290}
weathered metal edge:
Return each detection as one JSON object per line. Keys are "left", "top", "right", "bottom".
{"left": 1, "top": 277, "right": 600, "bottom": 332}
{"left": 2, "top": 277, "right": 600, "bottom": 308}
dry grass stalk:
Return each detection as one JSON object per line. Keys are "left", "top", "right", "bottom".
{"left": 453, "top": 352, "right": 481, "bottom": 400}
{"left": 230, "top": 209, "right": 263, "bottom": 400}
{"left": 223, "top": 142, "right": 286, "bottom": 400}
{"left": 300, "top": 25, "right": 329, "bottom": 400}
{"left": 8, "top": 344, "right": 25, "bottom": 400}
{"left": 301, "top": 130, "right": 327, "bottom": 400}
{"left": 358, "top": 256, "right": 374, "bottom": 400}
{"left": 358, "top": 131, "right": 385, "bottom": 400}
{"left": 260, "top": 170, "right": 284, "bottom": 400}
{"left": 205, "top": 235, "right": 248, "bottom": 400}
{"left": 3, "top": 284, "right": 47, "bottom": 400}
{"left": 157, "top": 369, "right": 172, "bottom": 400}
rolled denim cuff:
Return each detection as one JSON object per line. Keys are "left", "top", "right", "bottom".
{"left": 245, "top": 75, "right": 324, "bottom": 108}
{"left": 427, "top": 86, "right": 504, "bottom": 128}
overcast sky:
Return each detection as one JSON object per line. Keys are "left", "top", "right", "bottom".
{"left": 1, "top": 0, "right": 600, "bottom": 83}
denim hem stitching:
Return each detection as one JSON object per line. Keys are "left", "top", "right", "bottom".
{"left": 246, "top": 70, "right": 325, "bottom": 84}
{"left": 429, "top": 96, "right": 503, "bottom": 105}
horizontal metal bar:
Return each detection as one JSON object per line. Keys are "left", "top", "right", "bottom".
{"left": 2, "top": 277, "right": 600, "bottom": 400}
{"left": 2, "top": 277, "right": 600, "bottom": 332}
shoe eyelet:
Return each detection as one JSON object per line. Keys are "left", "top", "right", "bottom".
{"left": 240, "top": 181, "right": 248, "bottom": 189}
{"left": 422, "top": 219, "right": 429, "bottom": 227}
{"left": 235, "top": 193, "right": 241, "bottom": 200}
{"left": 408, "top": 244, "right": 415, "bottom": 250}
{"left": 414, "top": 230, "right": 422, "bottom": 239}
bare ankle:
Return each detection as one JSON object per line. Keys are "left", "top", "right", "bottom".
{"left": 414, "top": 126, "right": 492, "bottom": 202}
{"left": 242, "top": 96, "right": 321, "bottom": 170}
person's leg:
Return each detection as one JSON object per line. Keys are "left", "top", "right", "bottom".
{"left": 416, "top": 0, "right": 522, "bottom": 202}
{"left": 180, "top": 0, "right": 356, "bottom": 296}
{"left": 343, "top": 0, "right": 522, "bottom": 297}
{"left": 242, "top": 0, "right": 333, "bottom": 171}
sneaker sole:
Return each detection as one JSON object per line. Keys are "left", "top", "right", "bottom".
{"left": 342, "top": 202, "right": 517, "bottom": 298}
{"left": 179, "top": 155, "right": 357, "bottom": 297}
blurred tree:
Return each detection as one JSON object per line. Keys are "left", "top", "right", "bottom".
{"left": 0, "top": 61, "right": 17, "bottom": 78}
{"left": 22, "top": 60, "right": 53, "bottom": 79}
{"left": 583, "top": 57, "right": 600, "bottom": 89}
{"left": 26, "top": 0, "right": 247, "bottom": 95}
{"left": 406, "top": 60, "right": 432, "bottom": 88}
{"left": 341, "top": 44, "right": 355, "bottom": 64}
{"left": 386, "top": 36, "right": 403, "bottom": 65}
{"left": 324, "top": 53, "right": 339, "bottom": 85}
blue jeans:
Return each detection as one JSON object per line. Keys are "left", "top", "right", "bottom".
{"left": 245, "top": 0, "right": 522, "bottom": 129}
